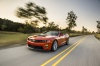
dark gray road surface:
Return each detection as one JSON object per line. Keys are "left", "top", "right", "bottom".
{"left": 0, "top": 35, "right": 100, "bottom": 66}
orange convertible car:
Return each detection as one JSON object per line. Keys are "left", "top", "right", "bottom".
{"left": 27, "top": 31, "right": 69, "bottom": 51}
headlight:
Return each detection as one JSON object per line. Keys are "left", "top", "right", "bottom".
{"left": 47, "top": 40, "right": 52, "bottom": 43}
{"left": 27, "top": 38, "right": 35, "bottom": 42}
{"left": 27, "top": 38, "right": 31, "bottom": 41}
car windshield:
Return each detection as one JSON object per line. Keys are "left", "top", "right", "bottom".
{"left": 43, "top": 31, "right": 58, "bottom": 36}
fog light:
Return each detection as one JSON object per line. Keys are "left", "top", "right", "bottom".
{"left": 45, "top": 44, "right": 48, "bottom": 47}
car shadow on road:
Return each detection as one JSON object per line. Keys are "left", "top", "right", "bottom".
{"left": 27, "top": 44, "right": 71, "bottom": 53}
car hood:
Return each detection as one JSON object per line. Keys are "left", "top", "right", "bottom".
{"left": 29, "top": 35, "right": 57, "bottom": 40}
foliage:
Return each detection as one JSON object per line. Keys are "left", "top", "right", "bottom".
{"left": 81, "top": 26, "right": 92, "bottom": 34}
{"left": 0, "top": 18, "right": 61, "bottom": 33}
{"left": 1, "top": 24, "right": 7, "bottom": 30}
{"left": 18, "top": 22, "right": 34, "bottom": 33}
{"left": 66, "top": 11, "right": 77, "bottom": 33}
{"left": 46, "top": 22, "right": 60, "bottom": 31}
{"left": 0, "top": 18, "right": 24, "bottom": 32}
{"left": 0, "top": 18, "right": 34, "bottom": 33}
{"left": 96, "top": 21, "right": 100, "bottom": 29}
{"left": 96, "top": 21, "right": 100, "bottom": 33}
{"left": 15, "top": 2, "right": 48, "bottom": 27}
{"left": 82, "top": 26, "right": 87, "bottom": 33}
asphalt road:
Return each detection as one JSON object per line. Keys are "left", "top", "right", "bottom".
{"left": 0, "top": 35, "right": 100, "bottom": 66}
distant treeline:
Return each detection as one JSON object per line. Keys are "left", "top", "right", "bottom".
{"left": 0, "top": 18, "right": 60, "bottom": 33}
{"left": 0, "top": 18, "right": 35, "bottom": 33}
{"left": 0, "top": 18, "right": 94, "bottom": 34}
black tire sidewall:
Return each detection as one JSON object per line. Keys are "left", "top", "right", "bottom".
{"left": 51, "top": 40, "right": 58, "bottom": 51}
{"left": 66, "top": 38, "right": 69, "bottom": 45}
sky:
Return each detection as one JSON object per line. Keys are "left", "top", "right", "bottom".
{"left": 0, "top": 0, "right": 100, "bottom": 32}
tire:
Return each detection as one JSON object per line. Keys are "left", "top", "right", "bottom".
{"left": 51, "top": 40, "right": 58, "bottom": 51}
{"left": 65, "top": 38, "right": 69, "bottom": 45}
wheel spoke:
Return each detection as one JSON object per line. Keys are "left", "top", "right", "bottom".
{"left": 53, "top": 41, "right": 57, "bottom": 50}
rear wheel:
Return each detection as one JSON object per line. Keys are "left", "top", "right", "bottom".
{"left": 65, "top": 38, "right": 69, "bottom": 45}
{"left": 51, "top": 40, "right": 58, "bottom": 51}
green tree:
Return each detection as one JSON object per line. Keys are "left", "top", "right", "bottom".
{"left": 82, "top": 26, "right": 88, "bottom": 34}
{"left": 15, "top": 2, "right": 48, "bottom": 27}
{"left": 82, "top": 26, "right": 85, "bottom": 34}
{"left": 66, "top": 11, "right": 77, "bottom": 34}
{"left": 18, "top": 22, "right": 33, "bottom": 33}
{"left": 1, "top": 24, "right": 7, "bottom": 30}
{"left": 96, "top": 21, "right": 100, "bottom": 33}
{"left": 47, "top": 22, "right": 59, "bottom": 31}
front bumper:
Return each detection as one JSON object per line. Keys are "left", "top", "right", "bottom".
{"left": 27, "top": 40, "right": 52, "bottom": 50}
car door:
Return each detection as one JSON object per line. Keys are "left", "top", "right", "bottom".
{"left": 63, "top": 34, "right": 69, "bottom": 43}
{"left": 58, "top": 32, "right": 65, "bottom": 45}
{"left": 63, "top": 34, "right": 67, "bottom": 42}
{"left": 61, "top": 33, "right": 66, "bottom": 43}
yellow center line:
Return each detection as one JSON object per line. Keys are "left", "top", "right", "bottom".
{"left": 41, "top": 36, "right": 86, "bottom": 66}
{"left": 52, "top": 36, "right": 87, "bottom": 66}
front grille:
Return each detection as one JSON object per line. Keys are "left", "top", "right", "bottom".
{"left": 28, "top": 44, "right": 43, "bottom": 49}
{"left": 33, "top": 46, "right": 43, "bottom": 49}
{"left": 34, "top": 40, "right": 47, "bottom": 43}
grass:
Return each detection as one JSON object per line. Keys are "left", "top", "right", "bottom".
{"left": 0, "top": 31, "right": 82, "bottom": 47}
{"left": 95, "top": 34, "right": 100, "bottom": 40}
{"left": 69, "top": 33, "right": 82, "bottom": 37}
{"left": 0, "top": 31, "right": 39, "bottom": 47}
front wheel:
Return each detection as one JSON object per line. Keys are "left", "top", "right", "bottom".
{"left": 51, "top": 41, "right": 58, "bottom": 51}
